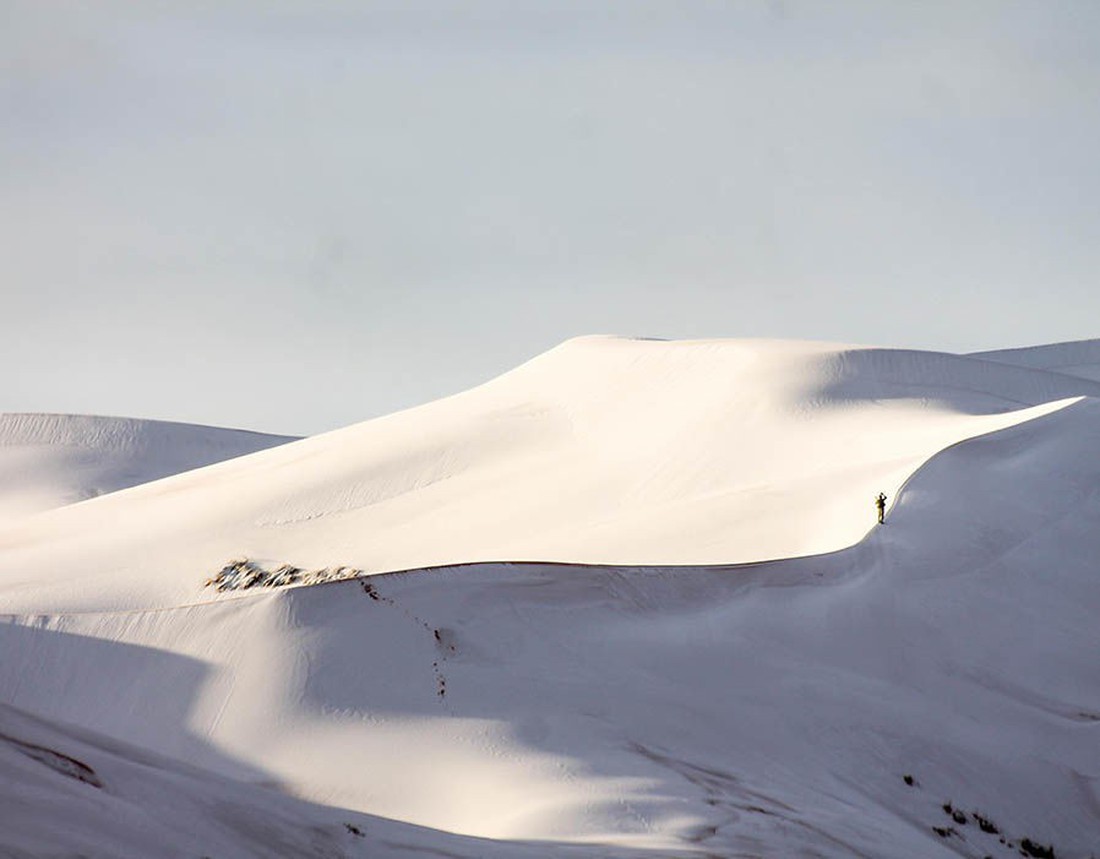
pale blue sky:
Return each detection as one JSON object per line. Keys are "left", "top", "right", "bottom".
{"left": 3, "top": 1, "right": 1099, "bottom": 434}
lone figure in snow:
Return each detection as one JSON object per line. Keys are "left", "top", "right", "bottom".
{"left": 875, "top": 492, "right": 887, "bottom": 525}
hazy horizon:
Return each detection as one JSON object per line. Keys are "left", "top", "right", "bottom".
{"left": 5, "top": 1, "right": 1099, "bottom": 435}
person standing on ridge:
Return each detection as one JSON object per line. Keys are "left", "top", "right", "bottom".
{"left": 875, "top": 492, "right": 887, "bottom": 524}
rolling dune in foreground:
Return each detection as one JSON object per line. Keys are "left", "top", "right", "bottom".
{"left": 2, "top": 336, "right": 1098, "bottom": 858}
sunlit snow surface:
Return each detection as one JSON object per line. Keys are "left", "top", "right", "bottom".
{"left": 2, "top": 337, "right": 1099, "bottom": 858}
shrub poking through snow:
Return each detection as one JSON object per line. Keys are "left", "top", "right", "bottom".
{"left": 1020, "top": 839, "right": 1055, "bottom": 859}
{"left": 205, "top": 558, "right": 363, "bottom": 591}
{"left": 972, "top": 811, "right": 999, "bottom": 834}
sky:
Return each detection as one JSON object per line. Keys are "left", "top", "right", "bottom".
{"left": 3, "top": 1, "right": 1100, "bottom": 435}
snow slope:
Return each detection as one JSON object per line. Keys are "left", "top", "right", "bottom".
{"left": 0, "top": 701, "right": 616, "bottom": 859}
{"left": 0, "top": 413, "right": 295, "bottom": 522}
{"left": 1, "top": 336, "right": 1099, "bottom": 857}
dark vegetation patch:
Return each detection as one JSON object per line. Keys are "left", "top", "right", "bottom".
{"left": 1020, "top": 838, "right": 1055, "bottom": 859}
{"left": 927, "top": 791, "right": 1058, "bottom": 858}
{"left": 973, "top": 811, "right": 999, "bottom": 834}
{"left": 206, "top": 558, "right": 363, "bottom": 591}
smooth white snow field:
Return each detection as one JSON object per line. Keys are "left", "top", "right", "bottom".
{"left": 1, "top": 336, "right": 1098, "bottom": 858}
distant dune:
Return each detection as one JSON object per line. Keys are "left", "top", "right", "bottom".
{"left": 972, "top": 336, "right": 1100, "bottom": 382}
{"left": 0, "top": 413, "right": 296, "bottom": 522}
{"left": 0, "top": 337, "right": 1097, "bottom": 858}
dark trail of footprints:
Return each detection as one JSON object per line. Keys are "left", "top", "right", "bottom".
{"left": 359, "top": 580, "right": 456, "bottom": 703}
{"left": 206, "top": 561, "right": 458, "bottom": 702}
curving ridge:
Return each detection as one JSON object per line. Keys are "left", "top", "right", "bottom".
{"left": 971, "top": 336, "right": 1100, "bottom": 382}
{"left": 0, "top": 337, "right": 1090, "bottom": 614}
{"left": 1, "top": 337, "right": 1099, "bottom": 857}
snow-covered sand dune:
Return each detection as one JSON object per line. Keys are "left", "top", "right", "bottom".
{"left": 0, "top": 413, "right": 295, "bottom": 522}
{"left": 1, "top": 337, "right": 1098, "bottom": 857}
{"left": 0, "top": 336, "right": 1092, "bottom": 613}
